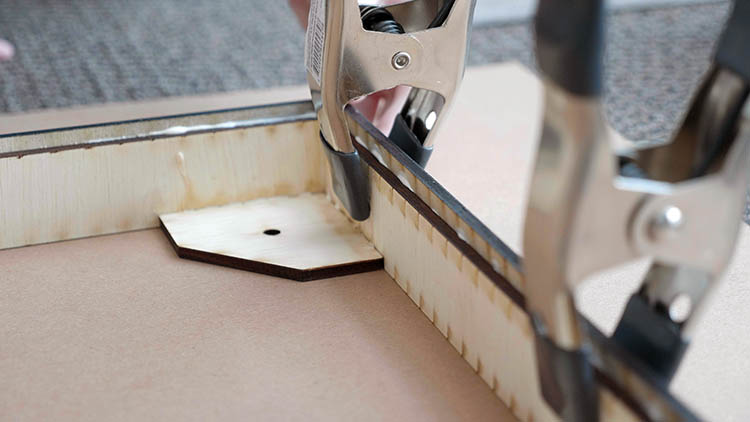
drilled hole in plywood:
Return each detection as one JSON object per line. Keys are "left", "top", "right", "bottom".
{"left": 159, "top": 193, "right": 383, "bottom": 281}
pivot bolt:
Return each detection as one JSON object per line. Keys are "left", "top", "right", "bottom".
{"left": 392, "top": 51, "right": 411, "bottom": 70}
{"left": 649, "top": 205, "right": 684, "bottom": 241}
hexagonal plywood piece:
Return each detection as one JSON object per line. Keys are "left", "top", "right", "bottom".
{"left": 159, "top": 193, "right": 383, "bottom": 281}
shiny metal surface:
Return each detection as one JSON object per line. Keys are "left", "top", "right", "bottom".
{"left": 402, "top": 88, "right": 446, "bottom": 145}
{"left": 307, "top": 0, "right": 476, "bottom": 153}
{"left": 0, "top": 101, "right": 316, "bottom": 158}
{"left": 525, "top": 72, "right": 750, "bottom": 348}
{"left": 523, "top": 81, "right": 612, "bottom": 349}
{"left": 638, "top": 68, "right": 749, "bottom": 181}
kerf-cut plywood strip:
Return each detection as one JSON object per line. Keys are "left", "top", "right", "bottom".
{"left": 361, "top": 169, "right": 556, "bottom": 422}
{"left": 347, "top": 107, "right": 689, "bottom": 421}
{"left": 160, "top": 193, "right": 383, "bottom": 281}
{"left": 347, "top": 106, "right": 524, "bottom": 292}
{"left": 0, "top": 101, "right": 315, "bottom": 156}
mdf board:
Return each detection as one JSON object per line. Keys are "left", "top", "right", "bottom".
{"left": 1, "top": 62, "right": 747, "bottom": 421}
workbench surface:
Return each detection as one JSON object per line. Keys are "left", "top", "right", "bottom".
{"left": 1, "top": 229, "right": 514, "bottom": 421}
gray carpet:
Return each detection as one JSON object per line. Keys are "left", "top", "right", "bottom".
{"left": 0, "top": 0, "right": 305, "bottom": 111}
{"left": 469, "top": 2, "right": 731, "bottom": 143}
{"left": 0, "top": 1, "right": 730, "bottom": 144}
{"left": 0, "top": 0, "right": 747, "bottom": 221}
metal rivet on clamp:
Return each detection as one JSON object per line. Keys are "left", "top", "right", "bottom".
{"left": 649, "top": 205, "right": 684, "bottom": 242}
{"left": 391, "top": 51, "right": 411, "bottom": 70}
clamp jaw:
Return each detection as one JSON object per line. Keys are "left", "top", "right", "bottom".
{"left": 305, "top": 0, "right": 476, "bottom": 220}
{"left": 525, "top": 0, "right": 750, "bottom": 420}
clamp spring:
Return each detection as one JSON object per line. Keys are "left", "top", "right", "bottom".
{"left": 360, "top": 6, "right": 405, "bottom": 34}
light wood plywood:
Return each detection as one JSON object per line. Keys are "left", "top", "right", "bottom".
{"left": 0, "top": 111, "right": 325, "bottom": 251}
{"left": 0, "top": 85, "right": 310, "bottom": 135}
{"left": 160, "top": 193, "right": 383, "bottom": 281}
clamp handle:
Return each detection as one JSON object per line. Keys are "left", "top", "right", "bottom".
{"left": 535, "top": 0, "right": 605, "bottom": 97}
{"left": 716, "top": 0, "right": 750, "bottom": 81}
{"left": 307, "top": 0, "right": 475, "bottom": 220}
{"left": 527, "top": 1, "right": 750, "bottom": 420}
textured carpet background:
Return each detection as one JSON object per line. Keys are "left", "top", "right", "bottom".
{"left": 0, "top": 0, "right": 730, "bottom": 143}
{"left": 0, "top": 0, "right": 746, "bottom": 221}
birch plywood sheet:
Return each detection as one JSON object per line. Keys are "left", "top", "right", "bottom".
{"left": 160, "top": 193, "right": 383, "bottom": 281}
{"left": 0, "top": 103, "right": 325, "bottom": 250}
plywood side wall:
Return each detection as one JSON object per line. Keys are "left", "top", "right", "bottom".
{"left": 0, "top": 121, "right": 325, "bottom": 250}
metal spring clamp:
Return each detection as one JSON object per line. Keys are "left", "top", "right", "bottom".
{"left": 305, "top": 0, "right": 476, "bottom": 220}
{"left": 525, "top": 0, "right": 750, "bottom": 420}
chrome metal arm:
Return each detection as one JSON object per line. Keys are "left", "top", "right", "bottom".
{"left": 525, "top": 1, "right": 750, "bottom": 420}
{"left": 305, "top": 0, "right": 475, "bottom": 219}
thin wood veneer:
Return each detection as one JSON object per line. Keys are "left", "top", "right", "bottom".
{"left": 159, "top": 193, "right": 383, "bottom": 281}
{"left": 0, "top": 102, "right": 325, "bottom": 250}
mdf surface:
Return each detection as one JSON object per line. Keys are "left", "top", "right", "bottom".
{"left": 0, "top": 229, "right": 513, "bottom": 421}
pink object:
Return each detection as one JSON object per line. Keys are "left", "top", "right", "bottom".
{"left": 288, "top": 0, "right": 412, "bottom": 135}
{"left": 0, "top": 39, "right": 14, "bottom": 61}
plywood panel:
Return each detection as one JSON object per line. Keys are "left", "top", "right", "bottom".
{"left": 0, "top": 119, "right": 325, "bottom": 250}
{"left": 160, "top": 193, "right": 383, "bottom": 281}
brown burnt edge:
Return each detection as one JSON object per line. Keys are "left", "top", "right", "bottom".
{"left": 0, "top": 100, "right": 316, "bottom": 159}
{"left": 346, "top": 106, "right": 699, "bottom": 422}
{"left": 353, "top": 128, "right": 526, "bottom": 309}
{"left": 159, "top": 219, "right": 383, "bottom": 282}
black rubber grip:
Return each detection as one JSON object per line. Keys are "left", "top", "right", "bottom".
{"left": 535, "top": 0, "right": 605, "bottom": 97}
{"left": 715, "top": 0, "right": 750, "bottom": 81}
{"left": 320, "top": 134, "right": 371, "bottom": 221}
{"left": 532, "top": 317, "right": 599, "bottom": 422}
{"left": 389, "top": 114, "right": 434, "bottom": 168}
{"left": 612, "top": 293, "right": 688, "bottom": 382}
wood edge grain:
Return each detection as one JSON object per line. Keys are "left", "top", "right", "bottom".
{"left": 159, "top": 219, "right": 384, "bottom": 282}
{"left": 354, "top": 138, "right": 527, "bottom": 309}
{"left": 346, "top": 105, "right": 522, "bottom": 271}
{"left": 0, "top": 100, "right": 316, "bottom": 159}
